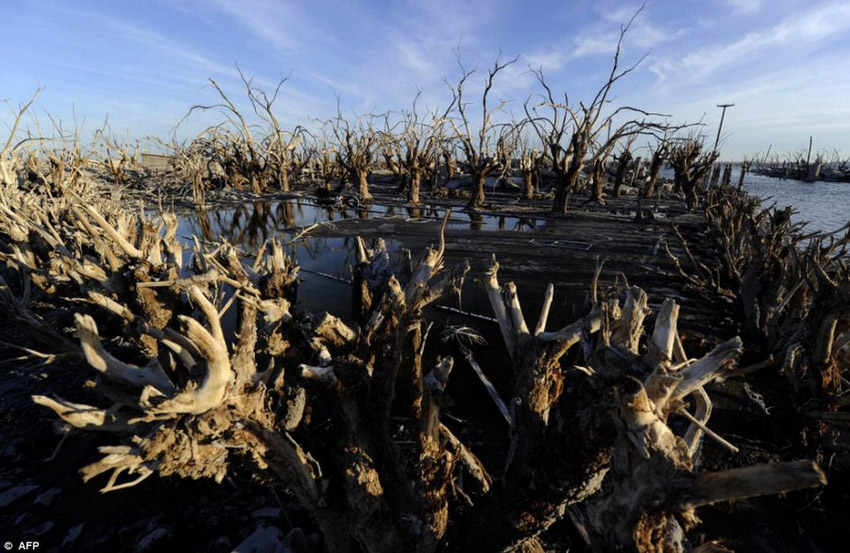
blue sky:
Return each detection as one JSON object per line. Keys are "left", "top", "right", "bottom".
{"left": 2, "top": 0, "right": 849, "bottom": 160}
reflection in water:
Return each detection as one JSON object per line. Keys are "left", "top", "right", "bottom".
{"left": 179, "top": 198, "right": 546, "bottom": 249}
{"left": 176, "top": 199, "right": 560, "bottom": 321}
{"left": 516, "top": 218, "right": 537, "bottom": 231}
{"left": 175, "top": 197, "right": 581, "bottom": 354}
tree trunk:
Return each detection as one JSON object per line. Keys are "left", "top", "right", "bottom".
{"left": 468, "top": 171, "right": 487, "bottom": 209}
{"left": 444, "top": 151, "right": 456, "bottom": 180}
{"left": 523, "top": 171, "right": 534, "bottom": 200}
{"left": 627, "top": 156, "right": 643, "bottom": 191}
{"left": 642, "top": 150, "right": 664, "bottom": 199}
{"left": 590, "top": 160, "right": 606, "bottom": 204}
{"left": 552, "top": 164, "right": 581, "bottom": 214}
{"left": 279, "top": 164, "right": 290, "bottom": 192}
{"left": 613, "top": 151, "right": 632, "bottom": 198}
{"left": 357, "top": 170, "right": 372, "bottom": 201}
{"left": 552, "top": 173, "right": 570, "bottom": 213}
{"left": 396, "top": 174, "right": 409, "bottom": 193}
{"left": 408, "top": 171, "right": 421, "bottom": 206}
{"left": 250, "top": 175, "right": 263, "bottom": 195}
{"left": 680, "top": 176, "right": 698, "bottom": 211}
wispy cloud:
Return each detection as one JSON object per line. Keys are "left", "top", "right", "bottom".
{"left": 657, "top": 2, "right": 850, "bottom": 81}
{"left": 721, "top": 0, "right": 765, "bottom": 15}
{"left": 203, "top": 0, "right": 303, "bottom": 55}
{"left": 571, "top": 10, "right": 676, "bottom": 59}
{"left": 102, "top": 18, "right": 235, "bottom": 79}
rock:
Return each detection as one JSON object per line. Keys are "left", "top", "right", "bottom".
{"left": 134, "top": 523, "right": 170, "bottom": 553}
{"left": 0, "top": 484, "right": 38, "bottom": 508}
{"left": 250, "top": 507, "right": 281, "bottom": 520}
{"left": 34, "top": 487, "right": 61, "bottom": 506}
{"left": 62, "top": 524, "right": 85, "bottom": 547}
{"left": 232, "top": 524, "right": 291, "bottom": 553}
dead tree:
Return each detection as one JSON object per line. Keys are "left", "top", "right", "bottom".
{"left": 95, "top": 124, "right": 139, "bottom": 187}
{"left": 526, "top": 8, "right": 670, "bottom": 214}
{"left": 0, "top": 88, "right": 43, "bottom": 187}
{"left": 668, "top": 137, "right": 718, "bottom": 210}
{"left": 240, "top": 70, "right": 306, "bottom": 193}
{"left": 329, "top": 111, "right": 380, "bottom": 201}
{"left": 398, "top": 93, "right": 450, "bottom": 206}
{"left": 642, "top": 139, "right": 668, "bottom": 199}
{"left": 0, "top": 136, "right": 831, "bottom": 552}
{"left": 0, "top": 186, "right": 827, "bottom": 552}
{"left": 442, "top": 258, "right": 824, "bottom": 551}
{"left": 589, "top": 157, "right": 608, "bottom": 204}
{"left": 380, "top": 121, "right": 406, "bottom": 192}
{"left": 612, "top": 146, "right": 633, "bottom": 198}
{"left": 517, "top": 137, "right": 545, "bottom": 200}
{"left": 442, "top": 143, "right": 458, "bottom": 182}
{"left": 446, "top": 55, "right": 517, "bottom": 208}
{"left": 737, "top": 157, "right": 752, "bottom": 189}
{"left": 664, "top": 185, "right": 849, "bottom": 457}
{"left": 180, "top": 77, "right": 269, "bottom": 194}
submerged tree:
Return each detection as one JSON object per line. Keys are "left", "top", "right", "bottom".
{"left": 446, "top": 55, "right": 517, "bottom": 209}
{"left": 329, "top": 110, "right": 380, "bottom": 201}
{"left": 668, "top": 136, "right": 719, "bottom": 210}
{"left": 526, "top": 7, "right": 670, "bottom": 214}
{"left": 397, "top": 93, "right": 450, "bottom": 206}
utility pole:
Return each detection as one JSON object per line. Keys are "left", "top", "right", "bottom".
{"left": 713, "top": 103, "right": 734, "bottom": 153}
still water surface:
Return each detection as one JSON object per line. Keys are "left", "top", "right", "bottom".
{"left": 742, "top": 172, "right": 849, "bottom": 234}
{"left": 172, "top": 171, "right": 848, "bottom": 325}
{"left": 169, "top": 173, "right": 848, "bottom": 421}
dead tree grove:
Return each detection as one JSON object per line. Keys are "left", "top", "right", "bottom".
{"left": 525, "top": 9, "right": 669, "bottom": 214}
{"left": 0, "top": 163, "right": 828, "bottom": 552}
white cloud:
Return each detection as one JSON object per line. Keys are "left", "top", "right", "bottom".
{"left": 103, "top": 19, "right": 235, "bottom": 78}
{"left": 722, "top": 0, "right": 765, "bottom": 15}
{"left": 671, "top": 2, "right": 850, "bottom": 80}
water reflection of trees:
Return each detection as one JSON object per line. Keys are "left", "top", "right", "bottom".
{"left": 187, "top": 200, "right": 324, "bottom": 248}
{"left": 297, "top": 235, "right": 359, "bottom": 280}
{"left": 468, "top": 212, "right": 483, "bottom": 231}
{"left": 185, "top": 199, "right": 539, "bottom": 253}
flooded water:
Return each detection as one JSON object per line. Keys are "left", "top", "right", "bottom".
{"left": 168, "top": 170, "right": 850, "bottom": 348}
{"left": 741, "top": 172, "right": 850, "bottom": 235}
{"left": 172, "top": 173, "right": 850, "bottom": 321}
{"left": 656, "top": 165, "right": 849, "bottom": 234}
{"left": 171, "top": 199, "right": 569, "bottom": 338}
{"left": 164, "top": 175, "right": 849, "bottom": 451}
{"left": 168, "top": 172, "right": 850, "bottom": 331}
{"left": 172, "top": 199, "right": 541, "bottom": 434}
{"left": 176, "top": 199, "right": 545, "bottom": 245}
